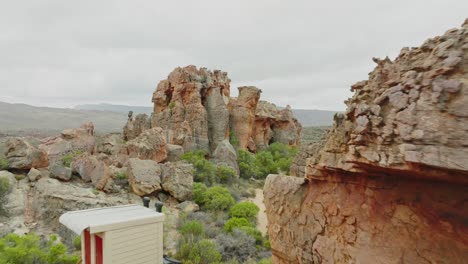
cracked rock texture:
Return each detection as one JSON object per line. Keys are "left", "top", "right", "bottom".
{"left": 265, "top": 20, "right": 468, "bottom": 264}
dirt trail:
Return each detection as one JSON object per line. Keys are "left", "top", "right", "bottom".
{"left": 249, "top": 188, "right": 267, "bottom": 235}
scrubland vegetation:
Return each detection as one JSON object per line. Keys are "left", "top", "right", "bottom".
{"left": 173, "top": 142, "right": 298, "bottom": 263}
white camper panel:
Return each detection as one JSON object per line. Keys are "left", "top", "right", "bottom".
{"left": 104, "top": 222, "right": 163, "bottom": 264}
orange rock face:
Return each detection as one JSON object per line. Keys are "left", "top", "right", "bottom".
{"left": 264, "top": 20, "right": 468, "bottom": 263}
{"left": 145, "top": 65, "right": 301, "bottom": 155}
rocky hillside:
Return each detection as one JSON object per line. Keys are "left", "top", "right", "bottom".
{"left": 0, "top": 101, "right": 127, "bottom": 136}
{"left": 264, "top": 20, "right": 468, "bottom": 263}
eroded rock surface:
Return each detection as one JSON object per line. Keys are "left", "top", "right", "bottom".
{"left": 123, "top": 65, "right": 301, "bottom": 156}
{"left": 127, "top": 158, "right": 193, "bottom": 201}
{"left": 265, "top": 21, "right": 468, "bottom": 264}
{"left": 4, "top": 138, "right": 48, "bottom": 170}
{"left": 126, "top": 127, "right": 167, "bottom": 162}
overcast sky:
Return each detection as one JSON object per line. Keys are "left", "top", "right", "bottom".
{"left": 0, "top": 1, "right": 466, "bottom": 111}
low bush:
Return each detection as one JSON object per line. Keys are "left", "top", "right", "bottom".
{"left": 192, "top": 183, "right": 208, "bottom": 205}
{"left": 0, "top": 233, "right": 79, "bottom": 264}
{"left": 229, "top": 201, "right": 259, "bottom": 222}
{"left": 237, "top": 226, "right": 263, "bottom": 245}
{"left": 237, "top": 142, "right": 298, "bottom": 179}
{"left": 176, "top": 239, "right": 222, "bottom": 264}
{"left": 216, "top": 165, "right": 236, "bottom": 184}
{"left": 215, "top": 229, "right": 256, "bottom": 263}
{"left": 203, "top": 186, "right": 235, "bottom": 211}
{"left": 224, "top": 217, "right": 253, "bottom": 233}
{"left": 194, "top": 184, "right": 235, "bottom": 212}
{"left": 0, "top": 157, "right": 8, "bottom": 170}
{"left": 73, "top": 236, "right": 81, "bottom": 250}
{"left": 180, "top": 220, "right": 204, "bottom": 239}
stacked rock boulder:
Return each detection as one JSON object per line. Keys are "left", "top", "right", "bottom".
{"left": 264, "top": 21, "right": 468, "bottom": 263}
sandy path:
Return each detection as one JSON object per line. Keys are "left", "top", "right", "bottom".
{"left": 249, "top": 188, "right": 267, "bottom": 235}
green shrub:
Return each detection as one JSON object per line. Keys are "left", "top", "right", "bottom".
{"left": 73, "top": 236, "right": 81, "bottom": 250}
{"left": 182, "top": 150, "right": 216, "bottom": 185}
{"left": 61, "top": 151, "right": 83, "bottom": 168}
{"left": 176, "top": 239, "right": 222, "bottom": 264}
{"left": 258, "top": 258, "right": 272, "bottom": 264}
{"left": 180, "top": 220, "right": 204, "bottom": 239}
{"left": 229, "top": 130, "right": 240, "bottom": 148}
{"left": 237, "top": 226, "right": 263, "bottom": 245}
{"left": 0, "top": 157, "right": 8, "bottom": 170}
{"left": 0, "top": 177, "right": 11, "bottom": 216}
{"left": 0, "top": 233, "right": 79, "bottom": 264}
{"left": 229, "top": 201, "right": 259, "bottom": 222}
{"left": 192, "top": 182, "right": 208, "bottom": 205}
{"left": 203, "top": 186, "right": 235, "bottom": 211}
{"left": 216, "top": 165, "right": 236, "bottom": 184}
{"left": 224, "top": 217, "right": 253, "bottom": 233}
{"left": 115, "top": 171, "right": 127, "bottom": 180}
{"left": 237, "top": 143, "right": 298, "bottom": 179}
{"left": 237, "top": 150, "right": 261, "bottom": 179}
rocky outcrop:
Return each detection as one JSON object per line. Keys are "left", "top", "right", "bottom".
{"left": 123, "top": 113, "right": 151, "bottom": 141}
{"left": 150, "top": 66, "right": 230, "bottom": 153}
{"left": 40, "top": 124, "right": 96, "bottom": 165}
{"left": 289, "top": 141, "right": 324, "bottom": 177}
{"left": 126, "top": 127, "right": 167, "bottom": 162}
{"left": 212, "top": 139, "right": 240, "bottom": 175}
{"left": 160, "top": 162, "right": 194, "bottom": 201}
{"left": 127, "top": 158, "right": 193, "bottom": 201}
{"left": 229, "top": 86, "right": 262, "bottom": 151}
{"left": 121, "top": 66, "right": 302, "bottom": 158}
{"left": 72, "top": 154, "right": 113, "bottom": 191}
{"left": 4, "top": 138, "right": 48, "bottom": 169}
{"left": 265, "top": 21, "right": 468, "bottom": 263}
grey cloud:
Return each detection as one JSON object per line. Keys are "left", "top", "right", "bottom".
{"left": 0, "top": 0, "right": 466, "bottom": 110}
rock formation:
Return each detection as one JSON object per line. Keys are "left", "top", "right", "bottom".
{"left": 127, "top": 158, "right": 193, "bottom": 201}
{"left": 123, "top": 65, "right": 301, "bottom": 157}
{"left": 151, "top": 66, "right": 231, "bottom": 153}
{"left": 4, "top": 138, "right": 48, "bottom": 170}
{"left": 265, "top": 21, "right": 468, "bottom": 263}
{"left": 126, "top": 127, "right": 167, "bottom": 162}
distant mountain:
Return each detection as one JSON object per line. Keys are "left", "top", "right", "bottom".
{"left": 74, "top": 103, "right": 152, "bottom": 115}
{"left": 0, "top": 101, "right": 127, "bottom": 135}
{"left": 75, "top": 103, "right": 339, "bottom": 126}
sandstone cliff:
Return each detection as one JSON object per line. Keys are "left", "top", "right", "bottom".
{"left": 265, "top": 20, "right": 468, "bottom": 263}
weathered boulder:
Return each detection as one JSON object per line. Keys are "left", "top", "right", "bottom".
{"left": 166, "top": 144, "right": 184, "bottom": 162}
{"left": 265, "top": 21, "right": 468, "bottom": 263}
{"left": 127, "top": 158, "right": 163, "bottom": 196}
{"left": 72, "top": 154, "right": 113, "bottom": 191}
{"left": 123, "top": 113, "right": 151, "bottom": 141}
{"left": 96, "top": 133, "right": 125, "bottom": 155}
{"left": 127, "top": 127, "right": 167, "bottom": 162}
{"left": 176, "top": 201, "right": 199, "bottom": 213}
{"left": 40, "top": 124, "right": 95, "bottom": 165}
{"left": 212, "top": 139, "right": 239, "bottom": 176}
{"left": 27, "top": 168, "right": 42, "bottom": 182}
{"left": 49, "top": 164, "right": 72, "bottom": 181}
{"left": 4, "top": 138, "right": 48, "bottom": 170}
{"left": 161, "top": 162, "right": 194, "bottom": 201}
{"left": 127, "top": 158, "right": 194, "bottom": 201}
